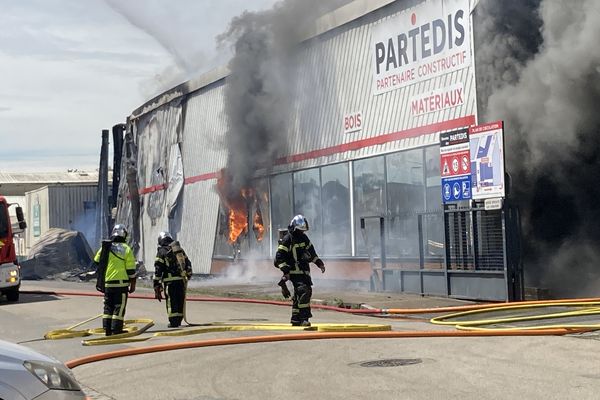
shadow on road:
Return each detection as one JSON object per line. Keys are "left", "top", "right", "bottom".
{"left": 0, "top": 292, "right": 62, "bottom": 306}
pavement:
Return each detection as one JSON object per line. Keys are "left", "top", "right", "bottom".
{"left": 21, "top": 277, "right": 479, "bottom": 310}
{"left": 3, "top": 280, "right": 600, "bottom": 400}
{"left": 184, "top": 277, "right": 479, "bottom": 310}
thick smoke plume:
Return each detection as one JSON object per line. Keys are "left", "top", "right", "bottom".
{"left": 478, "top": 0, "right": 600, "bottom": 296}
{"left": 218, "top": 0, "right": 350, "bottom": 195}
{"left": 103, "top": 0, "right": 280, "bottom": 97}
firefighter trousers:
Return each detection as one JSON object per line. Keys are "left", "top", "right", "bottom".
{"left": 164, "top": 279, "right": 185, "bottom": 327}
{"left": 291, "top": 281, "right": 312, "bottom": 324}
{"left": 103, "top": 287, "right": 128, "bottom": 335}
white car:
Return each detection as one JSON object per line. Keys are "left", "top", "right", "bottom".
{"left": 0, "top": 339, "right": 87, "bottom": 399}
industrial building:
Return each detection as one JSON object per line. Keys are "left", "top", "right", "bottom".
{"left": 117, "top": 0, "right": 522, "bottom": 301}
{"left": 0, "top": 171, "right": 102, "bottom": 256}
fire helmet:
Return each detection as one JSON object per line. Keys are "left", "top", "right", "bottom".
{"left": 289, "top": 215, "right": 309, "bottom": 232}
{"left": 158, "top": 231, "right": 173, "bottom": 245}
{"left": 111, "top": 224, "right": 128, "bottom": 240}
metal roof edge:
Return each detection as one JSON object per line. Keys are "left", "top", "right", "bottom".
{"left": 130, "top": 66, "right": 230, "bottom": 120}
{"left": 303, "top": 0, "right": 397, "bottom": 41}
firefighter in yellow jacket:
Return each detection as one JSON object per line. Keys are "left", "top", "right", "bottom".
{"left": 153, "top": 231, "right": 192, "bottom": 328}
{"left": 94, "top": 224, "right": 136, "bottom": 336}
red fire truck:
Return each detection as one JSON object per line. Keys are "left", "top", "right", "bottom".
{"left": 0, "top": 196, "right": 26, "bottom": 302}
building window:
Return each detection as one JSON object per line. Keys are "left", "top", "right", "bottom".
{"left": 353, "top": 156, "right": 386, "bottom": 256}
{"left": 385, "top": 148, "right": 425, "bottom": 258}
{"left": 424, "top": 145, "right": 445, "bottom": 263}
{"left": 425, "top": 145, "right": 442, "bottom": 211}
{"left": 321, "top": 163, "right": 351, "bottom": 256}
{"left": 270, "top": 173, "right": 293, "bottom": 251}
{"left": 293, "top": 168, "right": 322, "bottom": 250}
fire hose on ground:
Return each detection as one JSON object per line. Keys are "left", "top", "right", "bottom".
{"left": 25, "top": 289, "right": 600, "bottom": 365}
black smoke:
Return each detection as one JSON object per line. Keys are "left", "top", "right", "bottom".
{"left": 477, "top": 0, "right": 600, "bottom": 296}
{"left": 218, "top": 0, "right": 351, "bottom": 195}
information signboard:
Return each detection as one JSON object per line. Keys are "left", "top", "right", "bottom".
{"left": 469, "top": 121, "right": 506, "bottom": 200}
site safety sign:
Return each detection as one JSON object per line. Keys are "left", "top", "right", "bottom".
{"left": 440, "top": 127, "right": 471, "bottom": 203}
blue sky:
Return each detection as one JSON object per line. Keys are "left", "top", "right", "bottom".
{"left": 0, "top": 0, "right": 277, "bottom": 172}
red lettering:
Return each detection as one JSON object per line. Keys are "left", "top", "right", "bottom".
{"left": 411, "top": 100, "right": 419, "bottom": 115}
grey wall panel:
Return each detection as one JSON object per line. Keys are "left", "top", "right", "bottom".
{"left": 449, "top": 272, "right": 507, "bottom": 301}
{"left": 181, "top": 82, "right": 228, "bottom": 177}
{"left": 176, "top": 179, "right": 220, "bottom": 275}
{"left": 422, "top": 271, "right": 447, "bottom": 296}
{"left": 399, "top": 271, "right": 421, "bottom": 293}
{"left": 47, "top": 186, "right": 97, "bottom": 231}
{"left": 176, "top": 83, "right": 228, "bottom": 274}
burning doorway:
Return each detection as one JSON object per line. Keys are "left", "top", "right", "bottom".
{"left": 214, "top": 173, "right": 270, "bottom": 259}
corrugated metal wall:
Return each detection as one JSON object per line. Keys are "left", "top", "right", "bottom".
{"left": 25, "top": 185, "right": 97, "bottom": 252}
{"left": 178, "top": 83, "right": 228, "bottom": 274}
{"left": 48, "top": 185, "right": 97, "bottom": 230}
{"left": 128, "top": 0, "right": 478, "bottom": 274}
{"left": 270, "top": 0, "right": 477, "bottom": 173}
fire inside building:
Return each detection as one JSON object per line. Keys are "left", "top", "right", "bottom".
{"left": 114, "top": 0, "right": 527, "bottom": 302}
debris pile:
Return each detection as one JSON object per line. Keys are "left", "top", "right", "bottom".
{"left": 20, "top": 228, "right": 95, "bottom": 280}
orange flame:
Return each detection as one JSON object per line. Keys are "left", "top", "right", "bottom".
{"left": 217, "top": 171, "right": 265, "bottom": 244}
{"left": 253, "top": 207, "right": 265, "bottom": 242}
{"left": 228, "top": 208, "right": 248, "bottom": 244}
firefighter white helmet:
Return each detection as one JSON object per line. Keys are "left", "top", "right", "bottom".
{"left": 289, "top": 215, "right": 309, "bottom": 232}
{"left": 111, "top": 224, "right": 128, "bottom": 240}
{"left": 158, "top": 231, "right": 173, "bottom": 244}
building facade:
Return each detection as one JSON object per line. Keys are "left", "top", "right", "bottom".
{"left": 118, "top": 0, "right": 518, "bottom": 300}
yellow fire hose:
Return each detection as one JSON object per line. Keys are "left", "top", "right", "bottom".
{"left": 44, "top": 315, "right": 155, "bottom": 345}
{"left": 431, "top": 301, "right": 600, "bottom": 331}
{"left": 44, "top": 315, "right": 391, "bottom": 346}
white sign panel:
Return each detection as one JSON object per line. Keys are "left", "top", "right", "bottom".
{"left": 343, "top": 111, "right": 363, "bottom": 134}
{"left": 470, "top": 121, "right": 506, "bottom": 200}
{"left": 484, "top": 198, "right": 503, "bottom": 211}
{"left": 371, "top": 0, "right": 472, "bottom": 95}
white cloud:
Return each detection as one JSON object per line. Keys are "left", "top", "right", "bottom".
{"left": 0, "top": 0, "right": 279, "bottom": 172}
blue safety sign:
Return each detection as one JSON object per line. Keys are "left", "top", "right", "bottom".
{"left": 441, "top": 175, "right": 472, "bottom": 203}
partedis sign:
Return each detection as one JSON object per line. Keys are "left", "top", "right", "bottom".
{"left": 371, "top": 0, "right": 471, "bottom": 95}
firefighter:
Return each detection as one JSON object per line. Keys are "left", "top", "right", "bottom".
{"left": 274, "top": 214, "right": 325, "bottom": 326}
{"left": 94, "top": 224, "right": 136, "bottom": 336}
{"left": 153, "top": 231, "right": 192, "bottom": 328}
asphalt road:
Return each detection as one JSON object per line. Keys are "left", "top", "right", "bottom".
{"left": 2, "top": 281, "right": 600, "bottom": 400}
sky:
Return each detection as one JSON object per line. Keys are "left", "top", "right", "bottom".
{"left": 0, "top": 0, "right": 278, "bottom": 172}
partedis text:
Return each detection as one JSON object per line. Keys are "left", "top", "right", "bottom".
{"left": 374, "top": 10, "right": 466, "bottom": 75}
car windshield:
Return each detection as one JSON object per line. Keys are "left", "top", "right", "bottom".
{"left": 0, "top": 202, "right": 9, "bottom": 238}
